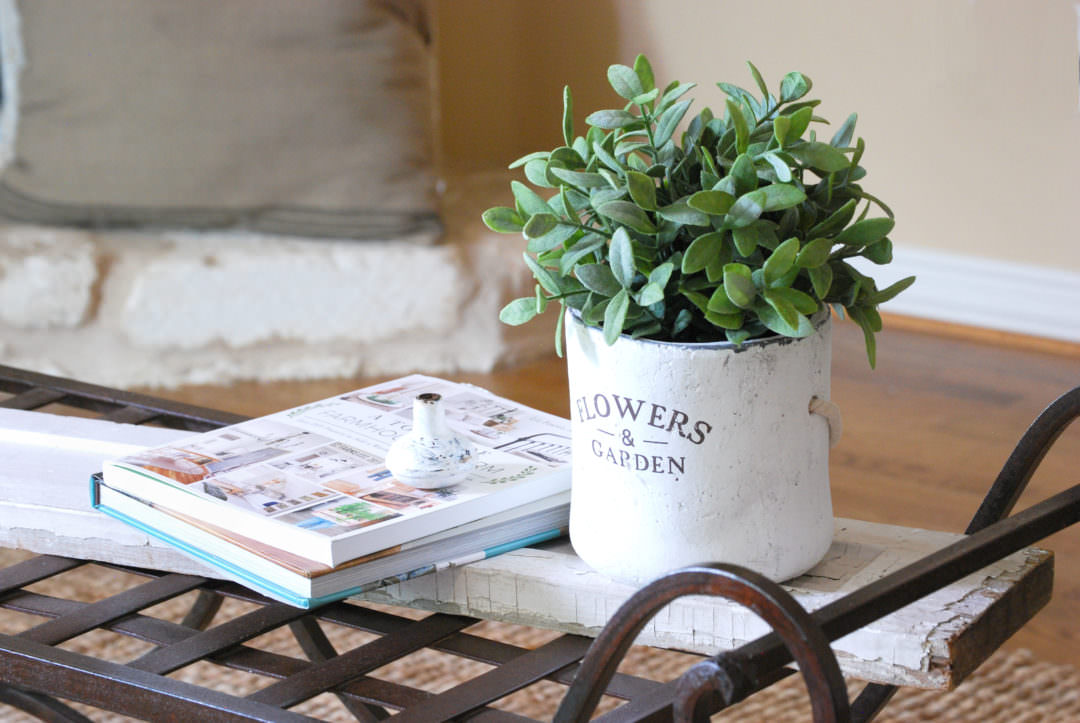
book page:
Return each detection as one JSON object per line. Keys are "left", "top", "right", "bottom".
{"left": 111, "top": 376, "right": 570, "bottom": 541}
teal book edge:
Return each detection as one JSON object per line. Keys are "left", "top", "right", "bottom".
{"left": 90, "top": 474, "right": 564, "bottom": 609}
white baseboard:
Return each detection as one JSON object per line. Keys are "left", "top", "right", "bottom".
{"left": 850, "top": 247, "right": 1080, "bottom": 343}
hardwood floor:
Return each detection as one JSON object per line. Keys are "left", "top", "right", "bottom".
{"left": 142, "top": 319, "right": 1080, "bottom": 668}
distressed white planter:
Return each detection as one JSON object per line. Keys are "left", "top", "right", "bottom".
{"left": 565, "top": 311, "right": 836, "bottom": 584}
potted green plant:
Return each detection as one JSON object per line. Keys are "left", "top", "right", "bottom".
{"left": 482, "top": 56, "right": 913, "bottom": 583}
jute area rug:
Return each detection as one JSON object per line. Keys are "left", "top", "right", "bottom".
{"left": 2, "top": 550, "right": 1078, "bottom": 722}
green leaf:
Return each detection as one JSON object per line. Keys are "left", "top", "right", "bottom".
{"left": 834, "top": 217, "right": 895, "bottom": 246}
{"left": 731, "top": 221, "right": 776, "bottom": 257}
{"left": 705, "top": 243, "right": 732, "bottom": 282}
{"left": 680, "top": 289, "right": 710, "bottom": 313}
{"left": 831, "top": 112, "right": 857, "bottom": 148}
{"left": 870, "top": 275, "right": 916, "bottom": 304}
{"left": 576, "top": 263, "right": 622, "bottom": 296}
{"left": 795, "top": 237, "right": 833, "bottom": 268}
{"left": 657, "top": 199, "right": 709, "bottom": 226}
{"left": 626, "top": 170, "right": 658, "bottom": 211}
{"left": 723, "top": 263, "right": 756, "bottom": 308}
{"left": 763, "top": 237, "right": 799, "bottom": 286}
{"left": 760, "top": 183, "right": 807, "bottom": 211}
{"left": 808, "top": 264, "right": 834, "bottom": 298}
{"left": 849, "top": 306, "right": 878, "bottom": 368}
{"left": 592, "top": 141, "right": 624, "bottom": 174}
{"left": 757, "top": 299, "right": 814, "bottom": 337}
{"left": 562, "top": 86, "right": 574, "bottom": 147}
{"left": 582, "top": 295, "right": 608, "bottom": 325}
{"left": 760, "top": 151, "right": 793, "bottom": 183}
{"left": 549, "top": 167, "right": 609, "bottom": 189}
{"left": 524, "top": 158, "right": 555, "bottom": 188}
{"left": 707, "top": 286, "right": 740, "bottom": 314}
{"left": 773, "top": 115, "right": 791, "bottom": 147}
{"left": 633, "top": 54, "right": 655, "bottom": 93}
{"left": 608, "top": 64, "right": 645, "bottom": 100}
{"left": 682, "top": 230, "right": 726, "bottom": 273}
{"left": 726, "top": 327, "right": 754, "bottom": 345}
{"left": 649, "top": 261, "right": 674, "bottom": 288}
{"left": 863, "top": 237, "right": 893, "bottom": 264}
{"left": 808, "top": 198, "right": 857, "bottom": 237}
{"left": 527, "top": 222, "right": 578, "bottom": 253}
{"left": 784, "top": 106, "right": 813, "bottom": 144}
{"left": 762, "top": 288, "right": 800, "bottom": 328}
{"left": 481, "top": 207, "right": 524, "bottom": 233}
{"left": 768, "top": 286, "right": 818, "bottom": 314}
{"left": 670, "top": 308, "right": 693, "bottom": 335}
{"left": 705, "top": 310, "right": 743, "bottom": 329}
{"left": 597, "top": 201, "right": 657, "bottom": 234}
{"left": 559, "top": 233, "right": 606, "bottom": 275}
{"left": 522, "top": 252, "right": 560, "bottom": 295}
{"left": 511, "top": 181, "right": 553, "bottom": 216}
{"left": 780, "top": 71, "right": 812, "bottom": 102}
{"left": 726, "top": 98, "right": 749, "bottom": 154}
{"left": 603, "top": 289, "right": 630, "bottom": 344}
{"left": 614, "top": 138, "right": 651, "bottom": 155}
{"left": 508, "top": 151, "right": 549, "bottom": 170}
{"left": 746, "top": 61, "right": 770, "bottom": 99}
{"left": 535, "top": 284, "right": 549, "bottom": 314}
{"left": 500, "top": 297, "right": 539, "bottom": 326}
{"left": 688, "top": 190, "right": 735, "bottom": 216}
{"left": 726, "top": 190, "right": 767, "bottom": 228}
{"left": 632, "top": 88, "right": 660, "bottom": 105}
{"left": 586, "top": 109, "right": 640, "bottom": 129}
{"left": 654, "top": 99, "right": 692, "bottom": 148}
{"left": 730, "top": 153, "right": 757, "bottom": 195}
{"left": 658, "top": 82, "right": 696, "bottom": 112}
{"left": 636, "top": 282, "right": 664, "bottom": 306}
{"left": 629, "top": 320, "right": 662, "bottom": 340}
{"left": 787, "top": 142, "right": 850, "bottom": 173}
{"left": 609, "top": 227, "right": 636, "bottom": 288}
{"left": 522, "top": 213, "right": 559, "bottom": 239}
{"left": 717, "top": 81, "right": 752, "bottom": 105}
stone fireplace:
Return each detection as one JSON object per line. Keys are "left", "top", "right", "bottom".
{"left": 0, "top": 1, "right": 544, "bottom": 387}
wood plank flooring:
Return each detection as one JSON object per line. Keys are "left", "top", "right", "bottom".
{"left": 142, "top": 319, "right": 1080, "bottom": 668}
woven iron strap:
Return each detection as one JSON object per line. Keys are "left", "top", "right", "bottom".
{"left": 850, "top": 385, "right": 1080, "bottom": 723}
{"left": 553, "top": 564, "right": 849, "bottom": 723}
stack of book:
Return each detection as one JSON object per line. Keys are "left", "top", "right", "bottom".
{"left": 93, "top": 375, "right": 572, "bottom": 608}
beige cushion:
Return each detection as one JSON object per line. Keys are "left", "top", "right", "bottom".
{"left": 0, "top": 0, "right": 439, "bottom": 241}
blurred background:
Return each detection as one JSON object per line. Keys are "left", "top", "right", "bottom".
{"left": 0, "top": 0, "right": 1077, "bottom": 388}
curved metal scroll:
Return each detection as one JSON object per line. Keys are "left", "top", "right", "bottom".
{"left": 850, "top": 385, "right": 1080, "bottom": 722}
{"left": 554, "top": 564, "right": 850, "bottom": 723}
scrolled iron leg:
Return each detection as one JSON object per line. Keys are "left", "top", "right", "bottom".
{"left": 554, "top": 563, "right": 849, "bottom": 723}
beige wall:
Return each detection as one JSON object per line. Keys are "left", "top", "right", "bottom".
{"left": 436, "top": 0, "right": 1080, "bottom": 273}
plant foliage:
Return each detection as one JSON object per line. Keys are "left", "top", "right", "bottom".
{"left": 483, "top": 56, "right": 914, "bottom": 367}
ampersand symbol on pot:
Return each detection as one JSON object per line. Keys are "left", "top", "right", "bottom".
{"left": 621, "top": 429, "right": 635, "bottom": 447}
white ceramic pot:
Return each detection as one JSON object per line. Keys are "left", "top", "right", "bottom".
{"left": 385, "top": 393, "right": 475, "bottom": 489}
{"left": 565, "top": 311, "right": 836, "bottom": 584}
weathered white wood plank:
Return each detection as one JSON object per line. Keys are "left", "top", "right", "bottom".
{"left": 357, "top": 527, "right": 1052, "bottom": 690}
{"left": 0, "top": 409, "right": 1054, "bottom": 689}
{"left": 0, "top": 408, "right": 201, "bottom": 569}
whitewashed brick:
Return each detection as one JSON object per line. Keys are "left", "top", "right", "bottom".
{"left": 121, "top": 234, "right": 465, "bottom": 349}
{"left": 0, "top": 229, "right": 96, "bottom": 329}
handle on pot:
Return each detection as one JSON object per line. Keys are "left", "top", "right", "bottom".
{"left": 809, "top": 396, "right": 842, "bottom": 448}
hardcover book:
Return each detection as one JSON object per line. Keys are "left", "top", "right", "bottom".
{"left": 100, "top": 375, "right": 572, "bottom": 567}
{"left": 93, "top": 475, "right": 569, "bottom": 608}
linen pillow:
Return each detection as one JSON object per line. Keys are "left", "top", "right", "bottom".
{"left": 0, "top": 0, "right": 439, "bottom": 241}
